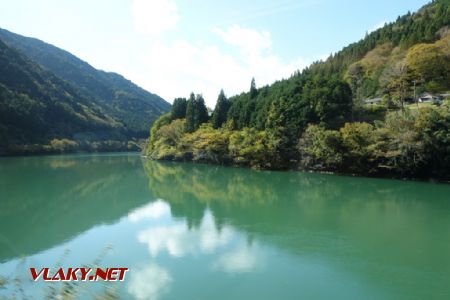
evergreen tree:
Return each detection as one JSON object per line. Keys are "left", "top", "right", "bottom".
{"left": 171, "top": 97, "right": 187, "bottom": 120}
{"left": 250, "top": 77, "right": 258, "bottom": 99}
{"left": 211, "top": 89, "right": 230, "bottom": 129}
{"left": 194, "top": 94, "right": 209, "bottom": 129}
{"left": 185, "top": 93, "right": 196, "bottom": 133}
{"left": 146, "top": 0, "right": 450, "bottom": 178}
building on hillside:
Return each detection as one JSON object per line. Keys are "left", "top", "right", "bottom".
{"left": 419, "top": 93, "right": 439, "bottom": 103}
{"left": 363, "top": 97, "right": 382, "bottom": 105}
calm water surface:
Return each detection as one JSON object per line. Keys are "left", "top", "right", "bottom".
{"left": 0, "top": 153, "right": 450, "bottom": 299}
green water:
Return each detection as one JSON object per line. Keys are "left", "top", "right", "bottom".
{"left": 1, "top": 153, "right": 450, "bottom": 299}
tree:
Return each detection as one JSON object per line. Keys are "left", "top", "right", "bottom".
{"left": 340, "top": 122, "right": 376, "bottom": 172}
{"left": 184, "top": 124, "right": 231, "bottom": 164}
{"left": 345, "top": 62, "right": 364, "bottom": 103}
{"left": 211, "top": 89, "right": 230, "bottom": 129}
{"left": 297, "top": 124, "right": 343, "bottom": 170}
{"left": 250, "top": 77, "right": 258, "bottom": 99}
{"left": 185, "top": 93, "right": 196, "bottom": 133}
{"left": 171, "top": 98, "right": 187, "bottom": 120}
{"left": 146, "top": 113, "right": 171, "bottom": 155}
{"left": 376, "top": 111, "right": 425, "bottom": 175}
{"left": 194, "top": 94, "right": 209, "bottom": 129}
{"left": 386, "top": 61, "right": 410, "bottom": 109}
{"left": 303, "top": 77, "right": 353, "bottom": 127}
{"left": 264, "top": 97, "right": 291, "bottom": 165}
{"left": 406, "top": 43, "right": 450, "bottom": 91}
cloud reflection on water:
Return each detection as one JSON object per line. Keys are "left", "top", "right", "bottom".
{"left": 129, "top": 200, "right": 263, "bottom": 273}
{"left": 128, "top": 263, "right": 172, "bottom": 300}
{"left": 136, "top": 207, "right": 234, "bottom": 257}
{"left": 128, "top": 199, "right": 171, "bottom": 222}
{"left": 212, "top": 246, "right": 261, "bottom": 273}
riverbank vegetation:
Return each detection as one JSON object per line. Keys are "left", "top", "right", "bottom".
{"left": 146, "top": 102, "right": 450, "bottom": 179}
{"left": 4, "top": 138, "right": 143, "bottom": 155}
{"left": 146, "top": 0, "right": 450, "bottom": 180}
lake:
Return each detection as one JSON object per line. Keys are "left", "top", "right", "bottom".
{"left": 0, "top": 153, "right": 450, "bottom": 299}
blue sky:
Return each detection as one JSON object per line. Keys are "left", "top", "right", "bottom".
{"left": 0, "top": 0, "right": 429, "bottom": 106}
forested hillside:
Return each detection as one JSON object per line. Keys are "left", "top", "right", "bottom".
{"left": 0, "top": 29, "right": 170, "bottom": 155}
{"left": 225, "top": 0, "right": 450, "bottom": 133}
{"left": 146, "top": 0, "right": 450, "bottom": 180}
{"left": 0, "top": 28, "right": 170, "bottom": 138}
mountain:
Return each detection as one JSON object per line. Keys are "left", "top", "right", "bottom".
{"left": 146, "top": 0, "right": 450, "bottom": 179}
{"left": 0, "top": 39, "right": 122, "bottom": 153}
{"left": 306, "top": 0, "right": 450, "bottom": 101}
{"left": 224, "top": 0, "right": 450, "bottom": 132}
{"left": 0, "top": 28, "right": 170, "bottom": 155}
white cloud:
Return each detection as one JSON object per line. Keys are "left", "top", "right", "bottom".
{"left": 132, "top": 0, "right": 179, "bottom": 36}
{"left": 134, "top": 25, "right": 309, "bottom": 107}
{"left": 213, "top": 25, "right": 272, "bottom": 59}
{"left": 128, "top": 263, "right": 172, "bottom": 300}
{"left": 128, "top": 200, "right": 170, "bottom": 222}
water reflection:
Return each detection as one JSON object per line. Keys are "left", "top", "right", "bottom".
{"left": 143, "top": 160, "right": 450, "bottom": 299}
{"left": 136, "top": 210, "right": 233, "bottom": 258}
{"left": 143, "top": 160, "right": 450, "bottom": 264}
{"left": 212, "top": 246, "right": 262, "bottom": 273}
{"left": 0, "top": 155, "right": 449, "bottom": 299}
{"left": 128, "top": 263, "right": 172, "bottom": 300}
{"left": 0, "top": 154, "right": 152, "bottom": 262}
{"left": 128, "top": 200, "right": 170, "bottom": 222}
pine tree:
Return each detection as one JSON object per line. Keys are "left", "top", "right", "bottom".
{"left": 171, "top": 97, "right": 187, "bottom": 120}
{"left": 211, "top": 89, "right": 230, "bottom": 129}
{"left": 185, "top": 93, "right": 196, "bottom": 133}
{"left": 194, "top": 94, "right": 209, "bottom": 129}
{"left": 250, "top": 77, "right": 258, "bottom": 99}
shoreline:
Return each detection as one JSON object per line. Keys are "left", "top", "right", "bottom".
{"left": 142, "top": 155, "right": 450, "bottom": 185}
{"left": 0, "top": 150, "right": 141, "bottom": 158}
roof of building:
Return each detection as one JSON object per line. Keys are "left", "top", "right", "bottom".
{"left": 363, "top": 97, "right": 382, "bottom": 103}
